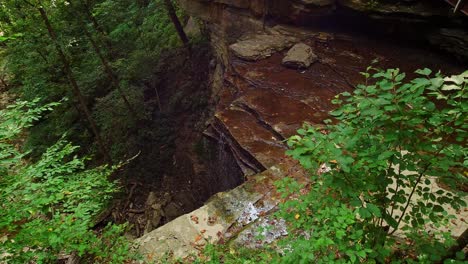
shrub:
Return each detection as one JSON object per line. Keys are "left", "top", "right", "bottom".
{"left": 0, "top": 99, "right": 137, "bottom": 263}
{"left": 279, "top": 68, "right": 467, "bottom": 263}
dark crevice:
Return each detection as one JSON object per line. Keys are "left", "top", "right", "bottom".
{"left": 203, "top": 126, "right": 259, "bottom": 175}
{"left": 210, "top": 117, "right": 266, "bottom": 173}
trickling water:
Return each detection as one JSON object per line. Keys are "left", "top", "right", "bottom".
{"left": 202, "top": 134, "right": 244, "bottom": 199}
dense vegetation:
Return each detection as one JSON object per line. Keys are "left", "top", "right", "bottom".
{"left": 0, "top": 99, "right": 136, "bottom": 263}
{"left": 1, "top": 0, "right": 467, "bottom": 263}
{"left": 280, "top": 68, "right": 467, "bottom": 263}
{"left": 0, "top": 0, "right": 191, "bottom": 262}
{"left": 0, "top": 0, "right": 186, "bottom": 162}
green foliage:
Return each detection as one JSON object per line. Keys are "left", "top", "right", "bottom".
{"left": 93, "top": 84, "right": 149, "bottom": 159}
{"left": 279, "top": 68, "right": 467, "bottom": 263}
{"left": 193, "top": 243, "right": 276, "bottom": 264}
{"left": 365, "top": 0, "right": 380, "bottom": 10}
{"left": 0, "top": 99, "right": 137, "bottom": 263}
{"left": 0, "top": 98, "right": 60, "bottom": 171}
{"left": 1, "top": 0, "right": 184, "bottom": 160}
{"left": 0, "top": 33, "right": 24, "bottom": 43}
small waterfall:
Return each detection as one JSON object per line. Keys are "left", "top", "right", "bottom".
{"left": 203, "top": 133, "right": 244, "bottom": 198}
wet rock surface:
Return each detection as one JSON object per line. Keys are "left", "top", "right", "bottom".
{"left": 214, "top": 107, "right": 287, "bottom": 169}
{"left": 211, "top": 28, "right": 462, "bottom": 178}
{"left": 338, "top": 0, "right": 452, "bottom": 17}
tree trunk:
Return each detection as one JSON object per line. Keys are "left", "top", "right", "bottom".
{"left": 81, "top": 21, "right": 138, "bottom": 119}
{"left": 163, "top": 0, "right": 191, "bottom": 53}
{"left": 35, "top": 49, "right": 49, "bottom": 63}
{"left": 262, "top": 0, "right": 269, "bottom": 29}
{"left": 38, "top": 7, "right": 112, "bottom": 164}
{"left": 439, "top": 227, "right": 468, "bottom": 262}
{"left": 78, "top": 0, "right": 113, "bottom": 53}
{"left": 0, "top": 74, "right": 8, "bottom": 91}
{"left": 67, "top": 1, "right": 136, "bottom": 118}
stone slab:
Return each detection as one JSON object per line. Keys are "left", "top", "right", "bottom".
{"left": 230, "top": 34, "right": 296, "bottom": 61}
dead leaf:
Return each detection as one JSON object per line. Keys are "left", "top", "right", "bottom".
{"left": 208, "top": 216, "right": 217, "bottom": 225}
{"left": 190, "top": 215, "right": 199, "bottom": 224}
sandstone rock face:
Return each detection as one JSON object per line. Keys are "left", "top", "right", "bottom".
{"left": 300, "top": 0, "right": 335, "bottom": 6}
{"left": 282, "top": 43, "right": 318, "bottom": 69}
{"left": 338, "top": 0, "right": 451, "bottom": 17}
{"left": 428, "top": 28, "right": 468, "bottom": 61}
{"left": 229, "top": 34, "right": 296, "bottom": 61}
{"left": 179, "top": 0, "right": 336, "bottom": 26}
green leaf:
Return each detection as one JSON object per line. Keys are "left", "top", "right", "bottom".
{"left": 395, "top": 73, "right": 406, "bottom": 82}
{"left": 377, "top": 151, "right": 393, "bottom": 161}
{"left": 441, "top": 84, "right": 461, "bottom": 91}
{"left": 366, "top": 204, "right": 381, "bottom": 217}
{"left": 444, "top": 75, "right": 464, "bottom": 85}
{"left": 430, "top": 77, "right": 444, "bottom": 88}
{"left": 433, "top": 205, "right": 444, "bottom": 213}
{"left": 455, "top": 251, "right": 465, "bottom": 260}
{"left": 330, "top": 108, "right": 343, "bottom": 116}
{"left": 358, "top": 207, "right": 371, "bottom": 219}
{"left": 415, "top": 68, "right": 432, "bottom": 76}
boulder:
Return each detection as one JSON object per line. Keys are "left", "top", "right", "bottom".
{"left": 282, "top": 43, "right": 318, "bottom": 69}
{"left": 164, "top": 202, "right": 182, "bottom": 222}
{"left": 143, "top": 192, "right": 166, "bottom": 234}
{"left": 229, "top": 34, "right": 296, "bottom": 61}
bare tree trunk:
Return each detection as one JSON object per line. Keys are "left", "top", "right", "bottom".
{"left": 82, "top": 23, "right": 138, "bottom": 119}
{"left": 38, "top": 6, "right": 112, "bottom": 164}
{"left": 78, "top": 0, "right": 113, "bottom": 53}
{"left": 163, "top": 0, "right": 191, "bottom": 54}
{"left": 35, "top": 49, "right": 49, "bottom": 63}
{"left": 0, "top": 75, "right": 8, "bottom": 91}
{"left": 154, "top": 85, "right": 162, "bottom": 113}
{"left": 66, "top": 1, "right": 136, "bottom": 118}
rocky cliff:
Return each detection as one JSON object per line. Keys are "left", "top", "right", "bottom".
{"left": 135, "top": 0, "right": 467, "bottom": 261}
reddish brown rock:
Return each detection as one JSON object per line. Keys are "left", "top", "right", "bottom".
{"left": 214, "top": 107, "right": 288, "bottom": 169}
